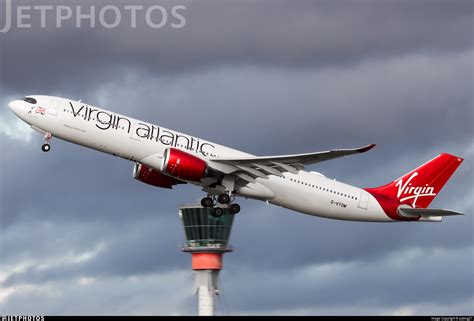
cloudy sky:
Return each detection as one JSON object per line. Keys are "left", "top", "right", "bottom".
{"left": 0, "top": 0, "right": 473, "bottom": 315}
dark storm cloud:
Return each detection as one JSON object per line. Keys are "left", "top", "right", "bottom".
{"left": 222, "top": 246, "right": 474, "bottom": 313}
{"left": 0, "top": 138, "right": 193, "bottom": 227}
{"left": 1, "top": 271, "right": 195, "bottom": 315}
{"left": 0, "top": 216, "right": 190, "bottom": 286}
{"left": 1, "top": 0, "right": 472, "bottom": 92}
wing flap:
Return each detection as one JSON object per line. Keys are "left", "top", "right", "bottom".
{"left": 234, "top": 165, "right": 268, "bottom": 178}
{"left": 252, "top": 163, "right": 285, "bottom": 177}
{"left": 271, "top": 161, "right": 299, "bottom": 174}
{"left": 235, "top": 172, "right": 256, "bottom": 183}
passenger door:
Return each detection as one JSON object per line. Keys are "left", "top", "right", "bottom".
{"left": 48, "top": 99, "right": 60, "bottom": 117}
{"left": 358, "top": 191, "right": 369, "bottom": 210}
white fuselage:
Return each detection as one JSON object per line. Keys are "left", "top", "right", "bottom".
{"left": 9, "top": 95, "right": 392, "bottom": 222}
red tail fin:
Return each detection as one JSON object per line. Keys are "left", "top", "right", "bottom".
{"left": 366, "top": 153, "right": 463, "bottom": 208}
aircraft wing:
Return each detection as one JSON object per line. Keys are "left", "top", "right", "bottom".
{"left": 208, "top": 144, "right": 375, "bottom": 179}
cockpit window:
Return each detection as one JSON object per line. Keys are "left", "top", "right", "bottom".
{"left": 23, "top": 97, "right": 37, "bottom": 104}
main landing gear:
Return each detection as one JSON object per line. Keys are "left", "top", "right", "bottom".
{"left": 41, "top": 133, "right": 52, "bottom": 152}
{"left": 201, "top": 193, "right": 241, "bottom": 217}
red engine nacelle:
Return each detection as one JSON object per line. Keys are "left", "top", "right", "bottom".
{"left": 133, "top": 163, "right": 184, "bottom": 189}
{"left": 161, "top": 148, "right": 208, "bottom": 181}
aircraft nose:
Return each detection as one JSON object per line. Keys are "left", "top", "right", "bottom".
{"left": 8, "top": 100, "right": 24, "bottom": 117}
{"left": 8, "top": 100, "right": 19, "bottom": 111}
{"left": 8, "top": 100, "right": 21, "bottom": 114}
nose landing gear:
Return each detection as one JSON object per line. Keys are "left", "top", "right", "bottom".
{"left": 41, "top": 133, "right": 52, "bottom": 152}
{"left": 41, "top": 144, "right": 51, "bottom": 152}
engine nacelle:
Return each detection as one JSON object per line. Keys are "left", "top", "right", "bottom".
{"left": 161, "top": 148, "right": 208, "bottom": 181}
{"left": 133, "top": 163, "right": 183, "bottom": 189}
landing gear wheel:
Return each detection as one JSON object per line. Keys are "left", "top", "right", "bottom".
{"left": 218, "top": 193, "right": 231, "bottom": 204}
{"left": 229, "top": 203, "right": 241, "bottom": 214}
{"left": 42, "top": 133, "right": 52, "bottom": 152}
{"left": 211, "top": 207, "right": 224, "bottom": 217}
{"left": 201, "top": 197, "right": 214, "bottom": 208}
{"left": 41, "top": 144, "right": 51, "bottom": 152}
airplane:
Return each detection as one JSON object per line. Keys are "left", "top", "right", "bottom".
{"left": 8, "top": 95, "right": 465, "bottom": 222}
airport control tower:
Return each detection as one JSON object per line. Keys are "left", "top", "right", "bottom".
{"left": 179, "top": 205, "right": 236, "bottom": 316}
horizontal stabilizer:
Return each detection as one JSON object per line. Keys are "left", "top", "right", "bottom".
{"left": 399, "top": 208, "right": 464, "bottom": 217}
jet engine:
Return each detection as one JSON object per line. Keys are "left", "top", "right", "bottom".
{"left": 161, "top": 148, "right": 208, "bottom": 181}
{"left": 133, "top": 163, "right": 184, "bottom": 189}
